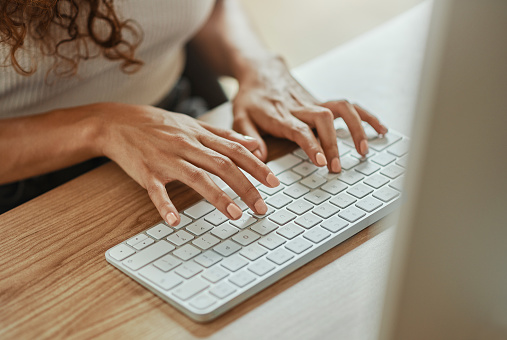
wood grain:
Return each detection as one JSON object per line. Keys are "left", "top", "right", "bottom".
{"left": 0, "top": 135, "right": 388, "bottom": 340}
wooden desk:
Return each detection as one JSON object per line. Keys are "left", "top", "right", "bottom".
{"left": 0, "top": 3, "right": 431, "bottom": 339}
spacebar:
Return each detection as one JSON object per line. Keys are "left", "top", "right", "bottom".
{"left": 123, "top": 240, "right": 175, "bottom": 271}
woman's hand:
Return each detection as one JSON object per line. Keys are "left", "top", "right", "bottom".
{"left": 92, "top": 103, "right": 280, "bottom": 226}
{"left": 232, "top": 57, "right": 388, "bottom": 173}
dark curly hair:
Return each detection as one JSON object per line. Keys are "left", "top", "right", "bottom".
{"left": 0, "top": 0, "right": 143, "bottom": 77}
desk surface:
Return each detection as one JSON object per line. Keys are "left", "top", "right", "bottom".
{"left": 0, "top": 3, "right": 431, "bottom": 339}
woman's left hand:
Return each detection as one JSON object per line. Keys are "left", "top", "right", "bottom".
{"left": 232, "top": 56, "right": 388, "bottom": 173}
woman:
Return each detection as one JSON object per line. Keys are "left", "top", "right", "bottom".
{"left": 0, "top": 0, "right": 387, "bottom": 226}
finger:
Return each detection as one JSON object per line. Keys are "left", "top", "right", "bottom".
{"left": 183, "top": 148, "right": 270, "bottom": 215}
{"left": 232, "top": 114, "right": 269, "bottom": 162}
{"left": 322, "top": 100, "right": 369, "bottom": 156}
{"left": 178, "top": 163, "right": 246, "bottom": 220}
{"left": 353, "top": 104, "right": 388, "bottom": 135}
{"left": 292, "top": 107, "right": 341, "bottom": 173}
{"left": 199, "top": 121, "right": 259, "bottom": 152}
{"left": 200, "top": 133, "right": 279, "bottom": 188}
{"left": 146, "top": 180, "right": 180, "bottom": 226}
{"left": 282, "top": 116, "right": 327, "bottom": 167}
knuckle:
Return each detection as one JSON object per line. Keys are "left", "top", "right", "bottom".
{"left": 186, "top": 167, "right": 206, "bottom": 183}
{"left": 227, "top": 141, "right": 247, "bottom": 155}
{"left": 213, "top": 154, "right": 234, "bottom": 170}
{"left": 316, "top": 108, "right": 334, "bottom": 121}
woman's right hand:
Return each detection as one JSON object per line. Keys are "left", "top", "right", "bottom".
{"left": 90, "top": 102, "right": 280, "bottom": 226}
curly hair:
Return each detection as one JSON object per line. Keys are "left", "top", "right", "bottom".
{"left": 0, "top": 0, "right": 143, "bottom": 77}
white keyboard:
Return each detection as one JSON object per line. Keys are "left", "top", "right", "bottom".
{"left": 105, "top": 120, "right": 409, "bottom": 322}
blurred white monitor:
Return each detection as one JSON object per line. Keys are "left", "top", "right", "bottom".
{"left": 379, "top": 0, "right": 507, "bottom": 339}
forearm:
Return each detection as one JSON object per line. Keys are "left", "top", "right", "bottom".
{"left": 190, "top": 0, "right": 279, "bottom": 82}
{"left": 0, "top": 106, "right": 102, "bottom": 184}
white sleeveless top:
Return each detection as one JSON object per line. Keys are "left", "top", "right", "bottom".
{"left": 0, "top": 0, "right": 215, "bottom": 118}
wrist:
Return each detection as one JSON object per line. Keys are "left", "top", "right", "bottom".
{"left": 233, "top": 53, "right": 288, "bottom": 85}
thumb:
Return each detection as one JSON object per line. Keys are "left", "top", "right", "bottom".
{"left": 233, "top": 115, "right": 268, "bottom": 162}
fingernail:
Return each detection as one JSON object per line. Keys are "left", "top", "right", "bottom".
{"left": 331, "top": 157, "right": 341, "bottom": 173}
{"left": 243, "top": 135, "right": 256, "bottom": 141}
{"left": 360, "top": 139, "right": 369, "bottom": 155}
{"left": 254, "top": 199, "right": 268, "bottom": 215}
{"left": 316, "top": 152, "right": 327, "bottom": 166}
{"left": 266, "top": 172, "right": 280, "bottom": 187}
{"left": 166, "top": 212, "right": 177, "bottom": 226}
{"left": 227, "top": 203, "right": 242, "bottom": 219}
{"left": 253, "top": 149, "right": 262, "bottom": 159}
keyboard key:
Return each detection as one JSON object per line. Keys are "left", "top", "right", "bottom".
{"left": 209, "top": 282, "right": 236, "bottom": 299}
{"left": 338, "top": 206, "right": 366, "bottom": 223}
{"left": 285, "top": 238, "right": 313, "bottom": 254}
{"left": 316, "top": 167, "right": 340, "bottom": 180}
{"left": 247, "top": 205, "right": 275, "bottom": 218}
{"left": 330, "top": 193, "right": 357, "bottom": 209}
{"left": 277, "top": 223, "right": 305, "bottom": 240}
{"left": 267, "top": 248, "right": 294, "bottom": 265}
{"left": 223, "top": 186, "right": 239, "bottom": 200}
{"left": 295, "top": 212, "right": 323, "bottom": 229}
{"left": 258, "top": 233, "right": 286, "bottom": 250}
{"left": 147, "top": 223, "right": 173, "bottom": 240}
{"left": 190, "top": 293, "right": 217, "bottom": 310}
{"left": 154, "top": 254, "right": 182, "bottom": 272}
{"left": 230, "top": 215, "right": 257, "bottom": 229}
{"left": 364, "top": 174, "right": 390, "bottom": 189}
{"left": 173, "top": 214, "right": 192, "bottom": 230}
{"left": 312, "top": 202, "right": 340, "bottom": 219}
{"left": 356, "top": 196, "right": 383, "bottom": 212}
{"left": 381, "top": 164, "right": 405, "bottom": 179}
{"left": 172, "top": 277, "right": 209, "bottom": 301}
{"left": 354, "top": 161, "right": 380, "bottom": 176}
{"left": 267, "top": 154, "right": 302, "bottom": 175}
{"left": 194, "top": 250, "right": 222, "bottom": 268}
{"left": 371, "top": 152, "right": 396, "bottom": 166}
{"left": 368, "top": 132, "right": 402, "bottom": 151}
{"left": 250, "top": 220, "right": 278, "bottom": 236}
{"left": 248, "top": 259, "right": 276, "bottom": 276}
{"left": 396, "top": 155, "right": 409, "bottom": 168}
{"left": 286, "top": 200, "right": 314, "bottom": 215}
{"left": 192, "top": 233, "right": 220, "bottom": 250}
{"left": 233, "top": 197, "right": 249, "bottom": 211}
{"left": 303, "top": 227, "right": 331, "bottom": 244}
{"left": 233, "top": 230, "right": 260, "bottom": 246}
{"left": 300, "top": 173, "right": 327, "bottom": 189}
{"left": 389, "top": 176, "right": 404, "bottom": 191}
{"left": 350, "top": 150, "right": 377, "bottom": 160}
{"left": 292, "top": 148, "right": 309, "bottom": 160}
{"left": 373, "top": 186, "right": 400, "bottom": 202}
{"left": 258, "top": 184, "right": 285, "bottom": 196}
{"left": 347, "top": 183, "right": 374, "bottom": 199}
{"left": 269, "top": 209, "right": 297, "bottom": 225}
{"left": 184, "top": 201, "right": 215, "bottom": 219}
{"left": 240, "top": 243, "right": 268, "bottom": 261}
{"left": 173, "top": 244, "right": 201, "bottom": 261}
{"left": 277, "top": 170, "right": 302, "bottom": 185}
{"left": 304, "top": 189, "right": 331, "bottom": 205}
{"left": 266, "top": 193, "right": 293, "bottom": 209}
{"left": 337, "top": 142, "right": 354, "bottom": 157}
{"left": 186, "top": 219, "right": 214, "bottom": 236}
{"left": 133, "top": 237, "right": 155, "bottom": 250}
{"left": 213, "top": 240, "right": 241, "bottom": 257}
{"left": 340, "top": 156, "right": 360, "bottom": 170}
{"left": 109, "top": 244, "right": 135, "bottom": 261}
{"left": 321, "top": 216, "right": 349, "bottom": 233}
{"left": 336, "top": 170, "right": 364, "bottom": 185}
{"left": 321, "top": 179, "right": 348, "bottom": 195}
{"left": 175, "top": 261, "right": 203, "bottom": 279}
{"left": 123, "top": 240, "right": 175, "bottom": 271}
{"left": 221, "top": 254, "right": 248, "bottom": 272}
{"left": 202, "top": 266, "right": 229, "bottom": 283}
{"left": 229, "top": 271, "right": 256, "bottom": 288}
{"left": 126, "top": 233, "right": 148, "bottom": 247}
{"left": 204, "top": 210, "right": 228, "bottom": 226}
{"left": 167, "top": 230, "right": 194, "bottom": 246}
{"left": 139, "top": 265, "right": 183, "bottom": 290}
{"left": 284, "top": 183, "right": 310, "bottom": 199}
{"left": 292, "top": 161, "right": 319, "bottom": 177}
{"left": 211, "top": 223, "right": 239, "bottom": 239}
{"left": 387, "top": 139, "right": 410, "bottom": 157}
